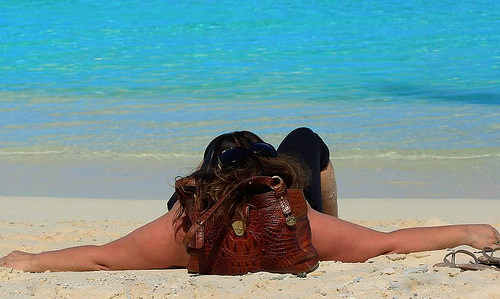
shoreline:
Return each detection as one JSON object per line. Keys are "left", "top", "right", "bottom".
{"left": 1, "top": 154, "right": 499, "bottom": 200}
{"left": 1, "top": 196, "right": 499, "bottom": 298}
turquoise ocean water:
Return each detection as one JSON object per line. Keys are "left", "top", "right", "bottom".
{"left": 1, "top": 1, "right": 499, "bottom": 199}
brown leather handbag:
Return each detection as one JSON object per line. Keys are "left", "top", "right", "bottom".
{"left": 177, "top": 175, "right": 319, "bottom": 275}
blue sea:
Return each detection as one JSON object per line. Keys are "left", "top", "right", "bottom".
{"left": 1, "top": 1, "right": 499, "bottom": 199}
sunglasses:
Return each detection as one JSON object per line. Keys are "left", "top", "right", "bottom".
{"left": 217, "top": 142, "right": 278, "bottom": 167}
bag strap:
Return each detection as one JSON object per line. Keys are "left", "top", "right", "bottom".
{"left": 182, "top": 176, "right": 289, "bottom": 249}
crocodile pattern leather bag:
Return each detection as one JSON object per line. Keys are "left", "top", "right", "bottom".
{"left": 177, "top": 176, "right": 319, "bottom": 275}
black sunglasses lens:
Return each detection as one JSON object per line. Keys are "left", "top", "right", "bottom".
{"left": 217, "top": 143, "right": 277, "bottom": 167}
{"left": 218, "top": 148, "right": 249, "bottom": 166}
{"left": 250, "top": 143, "right": 278, "bottom": 157}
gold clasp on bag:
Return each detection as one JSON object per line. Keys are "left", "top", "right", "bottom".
{"left": 286, "top": 215, "right": 296, "bottom": 226}
{"left": 232, "top": 220, "right": 245, "bottom": 236}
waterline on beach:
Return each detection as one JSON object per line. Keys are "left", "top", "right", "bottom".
{"left": 1, "top": 152, "right": 499, "bottom": 200}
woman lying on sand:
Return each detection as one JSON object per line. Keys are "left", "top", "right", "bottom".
{"left": 1, "top": 127, "right": 499, "bottom": 272}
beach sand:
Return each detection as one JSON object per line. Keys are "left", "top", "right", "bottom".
{"left": 1, "top": 196, "right": 499, "bottom": 298}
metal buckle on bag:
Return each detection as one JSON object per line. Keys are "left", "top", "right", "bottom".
{"left": 272, "top": 176, "right": 296, "bottom": 227}
{"left": 285, "top": 215, "right": 297, "bottom": 226}
{"left": 271, "top": 175, "right": 284, "bottom": 188}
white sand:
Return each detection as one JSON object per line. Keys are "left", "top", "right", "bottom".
{"left": 1, "top": 196, "right": 499, "bottom": 298}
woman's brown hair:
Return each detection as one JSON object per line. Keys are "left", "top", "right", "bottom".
{"left": 174, "top": 131, "right": 310, "bottom": 223}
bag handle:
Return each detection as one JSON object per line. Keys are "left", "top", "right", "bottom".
{"left": 182, "top": 176, "right": 290, "bottom": 249}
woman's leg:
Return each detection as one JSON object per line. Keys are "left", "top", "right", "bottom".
{"left": 320, "top": 160, "right": 338, "bottom": 216}
{"left": 278, "top": 127, "right": 337, "bottom": 215}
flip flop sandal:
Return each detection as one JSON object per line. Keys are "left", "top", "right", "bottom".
{"left": 433, "top": 249, "right": 498, "bottom": 271}
{"left": 478, "top": 247, "right": 500, "bottom": 267}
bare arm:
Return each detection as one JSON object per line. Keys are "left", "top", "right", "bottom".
{"left": 385, "top": 224, "right": 499, "bottom": 254}
{"left": 0, "top": 202, "right": 189, "bottom": 272}
{"left": 308, "top": 207, "right": 500, "bottom": 262}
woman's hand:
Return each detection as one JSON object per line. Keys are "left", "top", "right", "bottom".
{"left": 0, "top": 251, "right": 38, "bottom": 272}
{"left": 466, "top": 224, "right": 500, "bottom": 249}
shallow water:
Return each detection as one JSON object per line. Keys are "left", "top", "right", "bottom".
{"left": 1, "top": 0, "right": 499, "bottom": 198}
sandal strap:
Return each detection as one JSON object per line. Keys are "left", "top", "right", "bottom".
{"left": 443, "top": 249, "right": 479, "bottom": 268}
{"left": 482, "top": 247, "right": 500, "bottom": 263}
